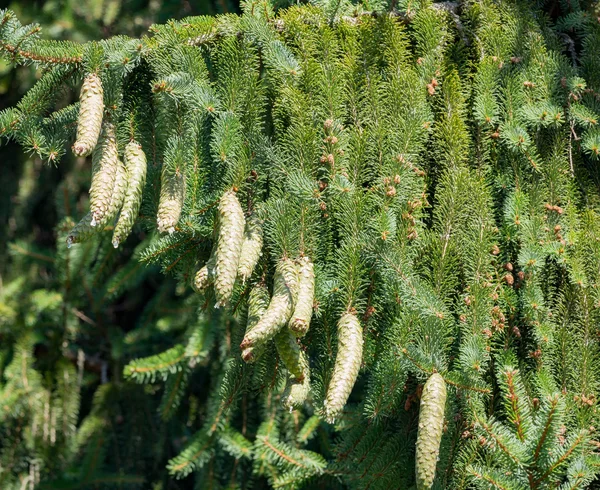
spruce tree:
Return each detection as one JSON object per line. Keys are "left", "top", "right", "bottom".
{"left": 2, "top": 0, "right": 600, "bottom": 489}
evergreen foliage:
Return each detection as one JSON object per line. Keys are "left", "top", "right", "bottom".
{"left": 2, "top": 0, "right": 600, "bottom": 488}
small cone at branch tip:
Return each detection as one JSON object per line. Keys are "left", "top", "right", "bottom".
{"left": 323, "top": 311, "right": 363, "bottom": 423}
{"left": 289, "top": 257, "right": 315, "bottom": 337}
{"left": 73, "top": 73, "right": 104, "bottom": 157}
{"left": 237, "top": 214, "right": 263, "bottom": 283}
{"left": 67, "top": 159, "right": 127, "bottom": 246}
{"left": 89, "top": 121, "right": 119, "bottom": 226}
{"left": 214, "top": 190, "right": 245, "bottom": 307}
{"left": 112, "top": 140, "right": 148, "bottom": 247}
{"left": 240, "top": 283, "right": 270, "bottom": 363}
{"left": 415, "top": 373, "right": 447, "bottom": 490}
{"left": 239, "top": 258, "right": 299, "bottom": 353}
{"left": 274, "top": 328, "right": 306, "bottom": 380}
{"left": 156, "top": 163, "right": 185, "bottom": 234}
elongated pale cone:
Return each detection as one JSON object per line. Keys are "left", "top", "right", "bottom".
{"left": 89, "top": 121, "right": 119, "bottom": 226}
{"left": 112, "top": 140, "right": 147, "bottom": 248}
{"left": 415, "top": 372, "right": 447, "bottom": 490}
{"left": 67, "top": 159, "right": 127, "bottom": 247}
{"left": 289, "top": 257, "right": 314, "bottom": 337}
{"left": 323, "top": 311, "right": 363, "bottom": 423}
{"left": 237, "top": 214, "right": 263, "bottom": 283}
{"left": 240, "top": 258, "right": 299, "bottom": 360}
{"left": 73, "top": 73, "right": 104, "bottom": 157}
{"left": 156, "top": 164, "right": 185, "bottom": 234}
{"left": 213, "top": 190, "right": 245, "bottom": 307}
{"left": 241, "top": 283, "right": 270, "bottom": 362}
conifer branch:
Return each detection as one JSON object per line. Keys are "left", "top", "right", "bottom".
{"left": 400, "top": 348, "right": 491, "bottom": 394}
{"left": 533, "top": 396, "right": 559, "bottom": 462}
{"left": 533, "top": 431, "right": 588, "bottom": 486}
{"left": 0, "top": 39, "right": 82, "bottom": 64}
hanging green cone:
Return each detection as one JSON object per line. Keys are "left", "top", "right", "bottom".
{"left": 241, "top": 282, "right": 270, "bottom": 362}
{"left": 240, "top": 258, "right": 298, "bottom": 360}
{"left": 274, "top": 329, "right": 306, "bottom": 380}
{"left": 289, "top": 257, "right": 314, "bottom": 337}
{"left": 278, "top": 327, "right": 310, "bottom": 411}
{"left": 72, "top": 73, "right": 104, "bottom": 157}
{"left": 282, "top": 366, "right": 310, "bottom": 412}
{"left": 415, "top": 373, "right": 447, "bottom": 490}
{"left": 66, "top": 213, "right": 95, "bottom": 248}
{"left": 323, "top": 311, "right": 363, "bottom": 423}
{"left": 112, "top": 140, "right": 147, "bottom": 248}
{"left": 214, "top": 190, "right": 245, "bottom": 307}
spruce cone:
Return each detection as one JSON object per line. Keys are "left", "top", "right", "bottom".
{"left": 237, "top": 214, "right": 263, "bottom": 283}
{"left": 323, "top": 311, "right": 363, "bottom": 423}
{"left": 241, "top": 283, "right": 270, "bottom": 362}
{"left": 274, "top": 329, "right": 307, "bottom": 380}
{"left": 107, "top": 160, "right": 128, "bottom": 222}
{"left": 89, "top": 121, "right": 119, "bottom": 226}
{"left": 112, "top": 141, "right": 147, "bottom": 248}
{"left": 193, "top": 247, "right": 216, "bottom": 293}
{"left": 73, "top": 73, "right": 104, "bottom": 157}
{"left": 156, "top": 161, "right": 185, "bottom": 234}
{"left": 282, "top": 366, "right": 310, "bottom": 412}
{"left": 415, "top": 373, "right": 446, "bottom": 490}
{"left": 214, "top": 190, "right": 245, "bottom": 307}
{"left": 68, "top": 159, "right": 127, "bottom": 247}
{"left": 289, "top": 257, "right": 315, "bottom": 337}
{"left": 240, "top": 258, "right": 298, "bottom": 359}
{"left": 66, "top": 213, "right": 95, "bottom": 248}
